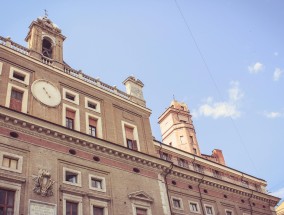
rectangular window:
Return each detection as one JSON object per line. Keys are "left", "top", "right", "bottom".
{"left": 89, "top": 118, "right": 97, "bottom": 137}
{"left": 93, "top": 206, "right": 104, "bottom": 215}
{"left": 193, "top": 148, "right": 197, "bottom": 154}
{"left": 205, "top": 206, "right": 214, "bottom": 215}
{"left": 173, "top": 199, "right": 181, "bottom": 208}
{"left": 88, "top": 102, "right": 97, "bottom": 110}
{"left": 125, "top": 126, "right": 138, "bottom": 151}
{"left": 226, "top": 211, "right": 232, "bottom": 215}
{"left": 65, "top": 171, "right": 78, "bottom": 184}
{"left": 190, "top": 202, "right": 199, "bottom": 212}
{"left": 178, "top": 158, "right": 188, "bottom": 168}
{"left": 66, "top": 93, "right": 75, "bottom": 101}
{"left": 13, "top": 72, "right": 25, "bottom": 82}
{"left": 66, "top": 201, "right": 78, "bottom": 215}
{"left": 136, "top": 208, "right": 147, "bottom": 215}
{"left": 10, "top": 89, "right": 23, "bottom": 112}
{"left": 180, "top": 136, "right": 184, "bottom": 144}
{"left": 91, "top": 178, "right": 102, "bottom": 189}
{"left": 66, "top": 109, "right": 75, "bottom": 129}
{"left": 0, "top": 188, "right": 15, "bottom": 215}
{"left": 2, "top": 156, "right": 18, "bottom": 170}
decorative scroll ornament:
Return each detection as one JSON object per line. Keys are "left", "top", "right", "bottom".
{"left": 33, "top": 169, "right": 55, "bottom": 197}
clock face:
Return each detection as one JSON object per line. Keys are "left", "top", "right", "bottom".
{"left": 31, "top": 80, "right": 61, "bottom": 107}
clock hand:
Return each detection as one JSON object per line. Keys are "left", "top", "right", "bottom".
{"left": 43, "top": 87, "right": 51, "bottom": 98}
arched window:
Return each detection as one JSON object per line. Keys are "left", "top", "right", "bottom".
{"left": 42, "top": 38, "right": 53, "bottom": 58}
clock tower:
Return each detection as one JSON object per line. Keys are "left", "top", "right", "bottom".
{"left": 25, "top": 15, "right": 66, "bottom": 68}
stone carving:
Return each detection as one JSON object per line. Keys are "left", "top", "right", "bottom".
{"left": 33, "top": 169, "right": 55, "bottom": 197}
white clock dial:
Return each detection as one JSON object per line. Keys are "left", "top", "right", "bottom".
{"left": 31, "top": 80, "right": 61, "bottom": 107}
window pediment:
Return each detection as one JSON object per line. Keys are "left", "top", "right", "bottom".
{"left": 128, "top": 191, "right": 154, "bottom": 203}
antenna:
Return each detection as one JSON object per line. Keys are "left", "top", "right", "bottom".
{"left": 44, "top": 9, "right": 48, "bottom": 18}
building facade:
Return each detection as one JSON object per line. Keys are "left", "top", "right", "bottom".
{"left": 0, "top": 16, "right": 280, "bottom": 215}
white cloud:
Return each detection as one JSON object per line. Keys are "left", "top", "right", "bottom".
{"left": 271, "top": 187, "right": 284, "bottom": 198}
{"left": 273, "top": 68, "right": 283, "bottom": 81}
{"left": 264, "top": 111, "right": 283, "bottom": 119}
{"left": 194, "top": 82, "right": 243, "bottom": 119}
{"left": 248, "top": 62, "right": 264, "bottom": 74}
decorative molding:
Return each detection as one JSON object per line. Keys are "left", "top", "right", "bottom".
{"left": 32, "top": 169, "right": 55, "bottom": 197}
{"left": 128, "top": 191, "right": 154, "bottom": 203}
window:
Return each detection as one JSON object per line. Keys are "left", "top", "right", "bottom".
{"left": 193, "top": 164, "right": 203, "bottom": 173}
{"left": 0, "top": 188, "right": 15, "bottom": 215}
{"left": 160, "top": 152, "right": 171, "bottom": 161}
{"left": 90, "top": 200, "right": 108, "bottom": 215}
{"left": 89, "top": 175, "right": 106, "bottom": 192}
{"left": 13, "top": 72, "right": 25, "bottom": 82}
{"left": 190, "top": 136, "right": 194, "bottom": 144}
{"left": 125, "top": 126, "right": 138, "bottom": 151}
{"left": 9, "top": 67, "right": 30, "bottom": 85}
{"left": 10, "top": 89, "right": 23, "bottom": 112}
{"left": 66, "top": 109, "right": 75, "bottom": 129}
{"left": 89, "top": 118, "right": 97, "bottom": 137}
{"left": 63, "top": 88, "right": 79, "bottom": 105}
{"left": 189, "top": 202, "right": 200, "bottom": 213}
{"left": 178, "top": 158, "right": 188, "bottom": 168}
{"left": 63, "top": 194, "right": 82, "bottom": 215}
{"left": 205, "top": 205, "right": 214, "bottom": 215}
{"left": 193, "top": 148, "right": 197, "bottom": 154}
{"left": 66, "top": 93, "right": 75, "bottom": 101}
{"left": 63, "top": 168, "right": 81, "bottom": 187}
{"left": 42, "top": 38, "right": 53, "bottom": 58}
{"left": 180, "top": 136, "right": 184, "bottom": 144}
{"left": 0, "top": 151, "right": 23, "bottom": 173}
{"left": 136, "top": 208, "right": 147, "bottom": 215}
{"left": 2, "top": 156, "right": 18, "bottom": 170}
{"left": 171, "top": 197, "right": 183, "bottom": 210}
{"left": 65, "top": 172, "right": 78, "bottom": 184}
{"left": 66, "top": 201, "right": 78, "bottom": 215}
{"left": 225, "top": 210, "right": 233, "bottom": 215}
{"left": 88, "top": 102, "right": 97, "bottom": 110}
{"left": 85, "top": 97, "right": 101, "bottom": 113}
{"left": 93, "top": 206, "right": 104, "bottom": 215}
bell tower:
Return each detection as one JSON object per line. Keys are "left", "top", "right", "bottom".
{"left": 158, "top": 100, "right": 201, "bottom": 155}
{"left": 25, "top": 15, "right": 66, "bottom": 67}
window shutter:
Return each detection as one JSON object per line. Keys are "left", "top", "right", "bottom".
{"left": 66, "top": 109, "right": 75, "bottom": 119}
{"left": 125, "top": 126, "right": 134, "bottom": 140}
{"left": 10, "top": 159, "right": 18, "bottom": 169}
{"left": 132, "top": 140, "right": 138, "bottom": 151}
{"left": 89, "top": 118, "right": 97, "bottom": 127}
{"left": 10, "top": 90, "right": 23, "bottom": 112}
{"left": 93, "top": 207, "right": 104, "bottom": 215}
{"left": 2, "top": 157, "right": 10, "bottom": 167}
{"left": 136, "top": 208, "right": 147, "bottom": 215}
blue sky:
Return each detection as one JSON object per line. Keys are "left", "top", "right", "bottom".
{"left": 1, "top": 0, "right": 283, "bottom": 203}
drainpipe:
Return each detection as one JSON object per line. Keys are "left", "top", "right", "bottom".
{"left": 192, "top": 154, "right": 205, "bottom": 215}
{"left": 248, "top": 190, "right": 254, "bottom": 215}
{"left": 159, "top": 141, "right": 174, "bottom": 215}
{"left": 164, "top": 162, "right": 174, "bottom": 215}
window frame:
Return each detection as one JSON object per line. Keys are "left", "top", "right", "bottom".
{"left": 89, "top": 174, "right": 106, "bottom": 193}
{"left": 62, "top": 104, "right": 80, "bottom": 131}
{"left": 171, "top": 196, "right": 184, "bottom": 210}
{"left": 0, "top": 61, "right": 3, "bottom": 75}
{"left": 85, "top": 113, "right": 102, "bottom": 138}
{"left": 225, "top": 209, "right": 234, "bottom": 215}
{"left": 85, "top": 97, "right": 101, "bottom": 113}
{"left": 5, "top": 83, "right": 29, "bottom": 113}
{"left": 0, "top": 179, "right": 21, "bottom": 215}
{"left": 9, "top": 66, "right": 30, "bottom": 85}
{"left": 0, "top": 151, "right": 23, "bottom": 173}
{"left": 189, "top": 201, "right": 201, "bottom": 214}
{"left": 63, "top": 167, "right": 82, "bottom": 187}
{"left": 121, "top": 121, "right": 140, "bottom": 151}
{"left": 204, "top": 204, "right": 215, "bottom": 215}
{"left": 63, "top": 193, "right": 83, "bottom": 215}
{"left": 63, "top": 88, "right": 79, "bottom": 105}
{"left": 90, "top": 199, "right": 108, "bottom": 215}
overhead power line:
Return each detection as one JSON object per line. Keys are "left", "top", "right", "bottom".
{"left": 173, "top": 0, "right": 259, "bottom": 176}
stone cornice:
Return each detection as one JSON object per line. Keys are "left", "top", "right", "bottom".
{"left": 0, "top": 107, "right": 280, "bottom": 206}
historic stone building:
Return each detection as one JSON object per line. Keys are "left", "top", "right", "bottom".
{"left": 0, "top": 16, "right": 280, "bottom": 215}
